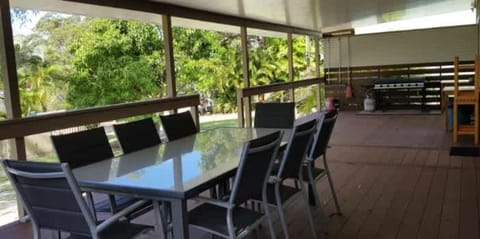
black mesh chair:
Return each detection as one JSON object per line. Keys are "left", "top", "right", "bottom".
{"left": 113, "top": 118, "right": 161, "bottom": 154}
{"left": 1, "top": 160, "right": 152, "bottom": 239}
{"left": 51, "top": 127, "right": 114, "bottom": 169}
{"left": 188, "top": 131, "right": 283, "bottom": 239}
{"left": 303, "top": 110, "right": 341, "bottom": 215}
{"left": 254, "top": 102, "right": 295, "bottom": 128}
{"left": 50, "top": 128, "right": 141, "bottom": 217}
{"left": 159, "top": 111, "right": 198, "bottom": 141}
{"left": 113, "top": 118, "right": 171, "bottom": 233}
{"left": 255, "top": 119, "right": 319, "bottom": 239}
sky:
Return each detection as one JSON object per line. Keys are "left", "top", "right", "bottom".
{"left": 11, "top": 10, "right": 45, "bottom": 36}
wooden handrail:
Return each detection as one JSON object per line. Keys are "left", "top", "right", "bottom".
{"left": 0, "top": 94, "right": 200, "bottom": 140}
{"left": 236, "top": 78, "right": 325, "bottom": 128}
{"left": 237, "top": 77, "right": 324, "bottom": 98}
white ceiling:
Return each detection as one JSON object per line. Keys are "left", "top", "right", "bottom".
{"left": 10, "top": 0, "right": 476, "bottom": 33}
{"left": 148, "top": 0, "right": 475, "bottom": 32}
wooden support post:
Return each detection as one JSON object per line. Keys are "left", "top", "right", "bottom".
{"left": 0, "top": 0, "right": 26, "bottom": 218}
{"left": 314, "top": 37, "right": 322, "bottom": 111}
{"left": 163, "top": 15, "right": 176, "bottom": 98}
{"left": 287, "top": 33, "right": 294, "bottom": 102}
{"left": 0, "top": 0, "right": 26, "bottom": 160}
{"left": 240, "top": 27, "right": 251, "bottom": 128}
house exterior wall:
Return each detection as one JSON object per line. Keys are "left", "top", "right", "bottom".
{"left": 324, "top": 24, "right": 478, "bottom": 67}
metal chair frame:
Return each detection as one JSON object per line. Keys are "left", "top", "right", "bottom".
{"left": 267, "top": 119, "right": 319, "bottom": 239}
{"left": 2, "top": 160, "right": 151, "bottom": 239}
{"left": 188, "top": 131, "right": 284, "bottom": 239}
{"left": 304, "top": 111, "right": 342, "bottom": 215}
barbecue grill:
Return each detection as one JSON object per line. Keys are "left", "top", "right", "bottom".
{"left": 374, "top": 78, "right": 425, "bottom": 89}
{"left": 374, "top": 78, "right": 426, "bottom": 111}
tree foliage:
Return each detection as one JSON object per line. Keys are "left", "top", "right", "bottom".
{"left": 67, "top": 19, "right": 165, "bottom": 108}
{"left": 15, "top": 33, "right": 65, "bottom": 115}
{"left": 9, "top": 12, "right": 320, "bottom": 115}
{"left": 174, "top": 28, "right": 243, "bottom": 112}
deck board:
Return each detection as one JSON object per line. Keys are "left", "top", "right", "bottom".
{"left": 438, "top": 168, "right": 461, "bottom": 239}
{"left": 458, "top": 167, "right": 479, "bottom": 239}
{"left": 395, "top": 167, "right": 434, "bottom": 239}
{"left": 416, "top": 167, "right": 448, "bottom": 239}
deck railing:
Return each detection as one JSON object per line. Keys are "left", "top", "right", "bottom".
{"left": 0, "top": 94, "right": 200, "bottom": 158}
{"left": 324, "top": 60, "right": 475, "bottom": 110}
{"left": 236, "top": 78, "right": 324, "bottom": 127}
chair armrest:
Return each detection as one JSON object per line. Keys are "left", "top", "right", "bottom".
{"left": 304, "top": 157, "right": 314, "bottom": 164}
{"left": 268, "top": 176, "right": 282, "bottom": 184}
{"left": 96, "top": 199, "right": 149, "bottom": 232}
{"left": 193, "top": 196, "right": 233, "bottom": 209}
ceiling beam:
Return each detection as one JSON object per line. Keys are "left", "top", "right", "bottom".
{"left": 63, "top": 0, "right": 322, "bottom": 37}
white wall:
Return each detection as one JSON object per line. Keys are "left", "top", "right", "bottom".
{"left": 323, "top": 24, "right": 478, "bottom": 67}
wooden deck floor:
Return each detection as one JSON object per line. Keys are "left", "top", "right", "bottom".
{"left": 2, "top": 111, "right": 479, "bottom": 239}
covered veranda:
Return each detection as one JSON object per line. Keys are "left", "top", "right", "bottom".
{"left": 0, "top": 0, "right": 479, "bottom": 238}
{"left": 3, "top": 111, "right": 478, "bottom": 239}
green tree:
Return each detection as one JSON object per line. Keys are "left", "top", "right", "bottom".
{"left": 174, "top": 28, "right": 243, "bottom": 112}
{"left": 67, "top": 19, "right": 166, "bottom": 108}
{"left": 15, "top": 35, "right": 65, "bottom": 115}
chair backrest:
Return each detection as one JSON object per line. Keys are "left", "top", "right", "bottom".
{"left": 229, "top": 131, "right": 283, "bottom": 205}
{"left": 159, "top": 111, "right": 198, "bottom": 141}
{"left": 454, "top": 56, "right": 460, "bottom": 98}
{"left": 2, "top": 160, "right": 96, "bottom": 236}
{"left": 309, "top": 110, "right": 338, "bottom": 160}
{"left": 254, "top": 102, "right": 295, "bottom": 128}
{"left": 277, "top": 118, "right": 318, "bottom": 179}
{"left": 113, "top": 118, "right": 161, "bottom": 154}
{"left": 454, "top": 56, "right": 478, "bottom": 97}
{"left": 51, "top": 127, "right": 114, "bottom": 169}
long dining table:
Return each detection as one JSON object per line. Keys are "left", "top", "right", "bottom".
{"left": 73, "top": 127, "right": 290, "bottom": 239}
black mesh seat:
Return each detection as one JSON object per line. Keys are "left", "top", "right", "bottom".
{"left": 252, "top": 118, "right": 319, "bottom": 239}
{"left": 113, "top": 118, "right": 161, "bottom": 154}
{"left": 159, "top": 111, "right": 198, "bottom": 141}
{"left": 50, "top": 128, "right": 141, "bottom": 217}
{"left": 303, "top": 110, "right": 342, "bottom": 215}
{"left": 188, "top": 204, "right": 263, "bottom": 237}
{"left": 1, "top": 160, "right": 152, "bottom": 239}
{"left": 254, "top": 102, "right": 295, "bottom": 128}
{"left": 188, "top": 131, "right": 283, "bottom": 239}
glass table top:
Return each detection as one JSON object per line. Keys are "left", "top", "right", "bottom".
{"left": 73, "top": 127, "right": 287, "bottom": 199}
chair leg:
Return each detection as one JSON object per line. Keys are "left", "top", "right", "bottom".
{"left": 324, "top": 155, "right": 342, "bottom": 215}
{"left": 275, "top": 184, "right": 290, "bottom": 239}
{"left": 263, "top": 200, "right": 277, "bottom": 239}
{"left": 85, "top": 192, "right": 98, "bottom": 221}
{"left": 307, "top": 164, "right": 328, "bottom": 225}
{"left": 453, "top": 100, "right": 458, "bottom": 143}
{"left": 298, "top": 178, "right": 318, "bottom": 239}
{"left": 306, "top": 162, "right": 320, "bottom": 206}
{"left": 226, "top": 209, "right": 236, "bottom": 239}
{"left": 32, "top": 223, "right": 41, "bottom": 239}
{"left": 153, "top": 201, "right": 170, "bottom": 239}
